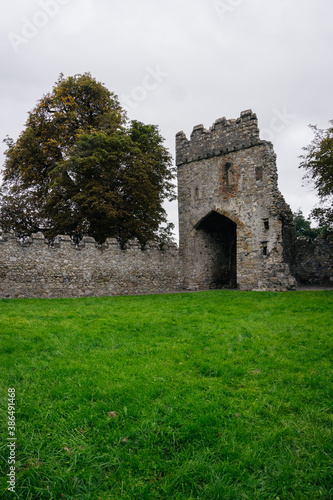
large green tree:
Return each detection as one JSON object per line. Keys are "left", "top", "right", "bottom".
{"left": 299, "top": 120, "right": 333, "bottom": 236}
{"left": 0, "top": 73, "right": 176, "bottom": 246}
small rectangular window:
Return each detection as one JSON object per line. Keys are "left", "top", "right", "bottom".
{"left": 263, "top": 219, "right": 269, "bottom": 230}
{"left": 262, "top": 241, "right": 268, "bottom": 256}
{"left": 255, "top": 167, "right": 263, "bottom": 181}
{"left": 224, "top": 163, "right": 232, "bottom": 186}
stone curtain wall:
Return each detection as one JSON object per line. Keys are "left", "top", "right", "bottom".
{"left": 295, "top": 236, "right": 333, "bottom": 286}
{"left": 1, "top": 231, "right": 331, "bottom": 299}
{"left": 0, "top": 233, "right": 184, "bottom": 299}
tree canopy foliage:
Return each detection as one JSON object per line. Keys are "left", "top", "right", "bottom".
{"left": 299, "top": 120, "right": 333, "bottom": 237}
{"left": 0, "top": 73, "right": 176, "bottom": 246}
{"left": 293, "top": 209, "right": 322, "bottom": 240}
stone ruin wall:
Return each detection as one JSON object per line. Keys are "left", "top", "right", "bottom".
{"left": 0, "top": 109, "right": 332, "bottom": 299}
{"left": 295, "top": 236, "right": 333, "bottom": 286}
{"left": 0, "top": 233, "right": 184, "bottom": 299}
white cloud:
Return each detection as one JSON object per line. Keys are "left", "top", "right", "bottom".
{"left": 1, "top": 0, "right": 332, "bottom": 233}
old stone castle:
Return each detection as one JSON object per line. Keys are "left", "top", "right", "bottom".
{"left": 0, "top": 110, "right": 332, "bottom": 298}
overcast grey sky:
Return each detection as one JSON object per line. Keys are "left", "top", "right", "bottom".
{"left": 1, "top": 0, "right": 332, "bottom": 236}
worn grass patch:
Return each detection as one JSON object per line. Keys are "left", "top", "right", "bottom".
{"left": 0, "top": 290, "right": 332, "bottom": 499}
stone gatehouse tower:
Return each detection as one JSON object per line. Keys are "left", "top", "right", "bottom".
{"left": 176, "top": 109, "right": 296, "bottom": 291}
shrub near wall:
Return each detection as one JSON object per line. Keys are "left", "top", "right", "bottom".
{"left": 0, "top": 232, "right": 184, "bottom": 299}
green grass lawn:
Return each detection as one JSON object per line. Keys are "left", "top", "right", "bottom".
{"left": 0, "top": 290, "right": 332, "bottom": 499}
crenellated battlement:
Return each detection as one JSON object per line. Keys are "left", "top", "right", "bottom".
{"left": 176, "top": 109, "right": 263, "bottom": 166}
{"left": 0, "top": 232, "right": 178, "bottom": 250}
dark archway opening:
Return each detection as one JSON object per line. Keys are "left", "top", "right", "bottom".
{"left": 195, "top": 211, "right": 237, "bottom": 289}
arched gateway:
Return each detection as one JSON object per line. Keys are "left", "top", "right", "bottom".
{"left": 194, "top": 211, "right": 237, "bottom": 289}
{"left": 176, "top": 110, "right": 296, "bottom": 291}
